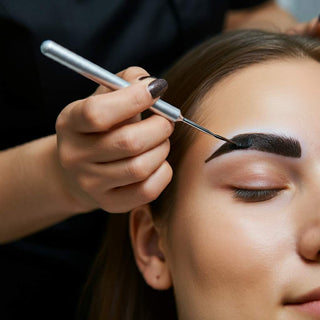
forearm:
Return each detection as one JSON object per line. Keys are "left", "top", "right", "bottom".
{"left": 225, "top": 1, "right": 297, "bottom": 32}
{"left": 0, "top": 135, "right": 90, "bottom": 243}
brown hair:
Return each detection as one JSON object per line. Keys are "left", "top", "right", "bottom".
{"left": 81, "top": 30, "right": 320, "bottom": 320}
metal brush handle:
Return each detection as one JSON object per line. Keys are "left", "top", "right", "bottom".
{"left": 40, "top": 40, "right": 182, "bottom": 122}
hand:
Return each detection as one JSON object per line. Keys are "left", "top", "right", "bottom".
{"left": 56, "top": 67, "right": 174, "bottom": 213}
{"left": 286, "top": 15, "right": 320, "bottom": 38}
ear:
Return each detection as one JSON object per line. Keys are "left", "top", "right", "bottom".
{"left": 130, "top": 205, "right": 172, "bottom": 290}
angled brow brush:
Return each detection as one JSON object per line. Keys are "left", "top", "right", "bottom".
{"left": 40, "top": 40, "right": 238, "bottom": 146}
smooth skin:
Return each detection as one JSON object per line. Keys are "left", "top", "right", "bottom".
{"left": 131, "top": 59, "right": 320, "bottom": 319}
{"left": 55, "top": 70, "right": 174, "bottom": 213}
{"left": 0, "top": 0, "right": 317, "bottom": 243}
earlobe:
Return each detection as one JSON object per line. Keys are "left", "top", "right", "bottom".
{"left": 130, "top": 205, "right": 172, "bottom": 290}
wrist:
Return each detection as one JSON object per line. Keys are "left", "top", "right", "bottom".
{"left": 46, "top": 135, "right": 99, "bottom": 215}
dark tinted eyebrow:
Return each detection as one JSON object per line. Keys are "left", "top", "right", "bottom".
{"left": 205, "top": 133, "right": 301, "bottom": 163}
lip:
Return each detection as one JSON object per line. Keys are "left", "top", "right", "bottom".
{"left": 285, "top": 287, "right": 320, "bottom": 318}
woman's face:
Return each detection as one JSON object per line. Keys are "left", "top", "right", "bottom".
{"left": 163, "top": 59, "right": 320, "bottom": 320}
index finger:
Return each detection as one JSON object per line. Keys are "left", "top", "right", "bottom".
{"left": 65, "top": 77, "right": 168, "bottom": 133}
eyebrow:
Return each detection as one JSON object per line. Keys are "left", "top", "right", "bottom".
{"left": 205, "top": 133, "right": 301, "bottom": 163}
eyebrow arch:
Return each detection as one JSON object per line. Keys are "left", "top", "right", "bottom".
{"left": 205, "top": 133, "right": 301, "bottom": 163}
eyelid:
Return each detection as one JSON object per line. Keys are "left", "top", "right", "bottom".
{"left": 231, "top": 182, "right": 286, "bottom": 189}
{"left": 214, "top": 158, "right": 291, "bottom": 183}
{"left": 204, "top": 152, "right": 296, "bottom": 196}
{"left": 232, "top": 188, "right": 284, "bottom": 202}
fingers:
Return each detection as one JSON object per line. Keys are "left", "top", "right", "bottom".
{"left": 56, "top": 66, "right": 173, "bottom": 213}
{"left": 105, "top": 116, "right": 173, "bottom": 162}
{"left": 58, "top": 77, "right": 167, "bottom": 133}
{"left": 61, "top": 139, "right": 172, "bottom": 213}
{"left": 104, "top": 161, "right": 173, "bottom": 213}
{"left": 106, "top": 139, "right": 171, "bottom": 188}
{"left": 74, "top": 139, "right": 171, "bottom": 193}
{"left": 61, "top": 115, "right": 173, "bottom": 163}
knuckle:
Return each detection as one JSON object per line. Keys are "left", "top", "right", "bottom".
{"left": 56, "top": 100, "right": 83, "bottom": 133}
{"left": 58, "top": 144, "right": 77, "bottom": 169}
{"left": 157, "top": 116, "right": 174, "bottom": 137}
{"left": 55, "top": 107, "right": 73, "bottom": 133}
{"left": 82, "top": 97, "right": 103, "bottom": 129}
{"left": 156, "top": 140, "right": 171, "bottom": 162}
{"left": 115, "top": 129, "right": 143, "bottom": 155}
{"left": 77, "top": 175, "right": 97, "bottom": 194}
{"left": 139, "top": 162, "right": 172, "bottom": 203}
{"left": 148, "top": 116, "right": 174, "bottom": 142}
{"left": 55, "top": 113, "right": 66, "bottom": 133}
{"left": 126, "top": 157, "right": 149, "bottom": 181}
{"left": 93, "top": 85, "right": 109, "bottom": 96}
{"left": 130, "top": 86, "right": 150, "bottom": 110}
{"left": 55, "top": 101, "right": 76, "bottom": 131}
{"left": 58, "top": 142, "right": 89, "bottom": 170}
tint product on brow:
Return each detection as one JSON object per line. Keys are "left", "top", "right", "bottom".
{"left": 205, "top": 133, "right": 301, "bottom": 163}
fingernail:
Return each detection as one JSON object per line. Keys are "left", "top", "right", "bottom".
{"left": 148, "top": 79, "right": 168, "bottom": 99}
{"left": 138, "top": 75, "right": 155, "bottom": 81}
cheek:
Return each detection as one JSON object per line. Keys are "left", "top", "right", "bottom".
{"left": 169, "top": 202, "right": 284, "bottom": 286}
{"left": 165, "top": 180, "right": 293, "bottom": 317}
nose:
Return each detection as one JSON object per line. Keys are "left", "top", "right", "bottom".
{"left": 295, "top": 136, "right": 320, "bottom": 262}
{"left": 298, "top": 223, "right": 320, "bottom": 262}
{"left": 296, "top": 173, "right": 320, "bottom": 262}
{"left": 295, "top": 161, "right": 320, "bottom": 262}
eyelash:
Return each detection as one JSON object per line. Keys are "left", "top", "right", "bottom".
{"left": 232, "top": 188, "right": 283, "bottom": 203}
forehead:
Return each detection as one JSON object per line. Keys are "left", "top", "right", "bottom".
{"left": 197, "top": 59, "right": 320, "bottom": 136}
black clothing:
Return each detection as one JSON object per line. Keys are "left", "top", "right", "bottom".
{"left": 0, "top": 0, "right": 268, "bottom": 319}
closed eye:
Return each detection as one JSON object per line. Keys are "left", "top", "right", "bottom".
{"left": 232, "top": 188, "right": 283, "bottom": 202}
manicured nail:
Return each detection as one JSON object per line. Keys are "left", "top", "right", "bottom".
{"left": 148, "top": 79, "right": 168, "bottom": 99}
{"left": 138, "top": 75, "right": 155, "bottom": 80}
